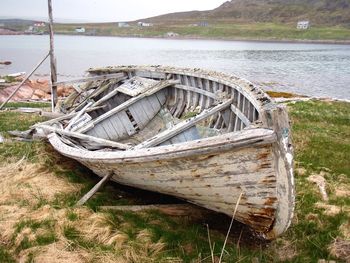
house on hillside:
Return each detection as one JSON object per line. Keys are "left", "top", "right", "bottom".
{"left": 75, "top": 27, "right": 85, "bottom": 33}
{"left": 137, "top": 22, "right": 153, "bottom": 27}
{"left": 118, "top": 22, "right": 130, "bottom": 28}
{"left": 34, "top": 22, "right": 46, "bottom": 27}
{"left": 297, "top": 21, "right": 310, "bottom": 30}
{"left": 198, "top": 21, "right": 209, "bottom": 27}
{"left": 165, "top": 32, "right": 179, "bottom": 37}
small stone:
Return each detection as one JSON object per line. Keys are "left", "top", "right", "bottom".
{"left": 295, "top": 167, "right": 307, "bottom": 176}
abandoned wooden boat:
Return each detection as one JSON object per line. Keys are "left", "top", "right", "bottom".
{"left": 35, "top": 65, "right": 294, "bottom": 239}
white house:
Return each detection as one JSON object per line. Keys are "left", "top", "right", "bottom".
{"left": 165, "top": 32, "right": 179, "bottom": 37}
{"left": 75, "top": 27, "right": 85, "bottom": 33}
{"left": 118, "top": 22, "right": 130, "bottom": 28}
{"left": 137, "top": 22, "right": 153, "bottom": 27}
{"left": 297, "top": 21, "right": 310, "bottom": 30}
{"left": 34, "top": 22, "right": 45, "bottom": 27}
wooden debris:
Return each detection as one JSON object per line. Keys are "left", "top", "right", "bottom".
{"left": 99, "top": 204, "right": 206, "bottom": 217}
{"left": 76, "top": 172, "right": 114, "bottom": 206}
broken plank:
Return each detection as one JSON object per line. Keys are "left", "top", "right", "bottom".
{"left": 135, "top": 98, "right": 233, "bottom": 149}
{"left": 37, "top": 124, "right": 131, "bottom": 150}
{"left": 54, "top": 73, "right": 125, "bottom": 85}
{"left": 76, "top": 172, "right": 114, "bottom": 206}
{"left": 77, "top": 79, "right": 179, "bottom": 133}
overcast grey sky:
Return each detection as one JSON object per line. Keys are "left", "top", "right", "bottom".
{"left": 0, "top": 0, "right": 226, "bottom": 22}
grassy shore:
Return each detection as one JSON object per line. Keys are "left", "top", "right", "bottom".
{"left": 52, "top": 22, "right": 350, "bottom": 42}
{"left": 0, "top": 100, "right": 349, "bottom": 262}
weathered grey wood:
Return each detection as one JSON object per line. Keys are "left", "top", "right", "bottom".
{"left": 174, "top": 84, "right": 217, "bottom": 100}
{"left": 135, "top": 99, "right": 233, "bottom": 149}
{"left": 47, "top": 0, "right": 57, "bottom": 111}
{"left": 190, "top": 76, "right": 200, "bottom": 109}
{"left": 77, "top": 79, "right": 178, "bottom": 133}
{"left": 76, "top": 172, "right": 113, "bottom": 206}
{"left": 0, "top": 52, "right": 50, "bottom": 110}
{"left": 117, "top": 110, "right": 136, "bottom": 135}
{"left": 230, "top": 104, "right": 251, "bottom": 127}
{"left": 129, "top": 100, "right": 149, "bottom": 129}
{"left": 234, "top": 92, "right": 242, "bottom": 131}
{"left": 54, "top": 73, "right": 125, "bottom": 85}
{"left": 38, "top": 124, "right": 130, "bottom": 150}
{"left": 174, "top": 88, "right": 185, "bottom": 118}
{"left": 65, "top": 102, "right": 93, "bottom": 131}
{"left": 197, "top": 78, "right": 206, "bottom": 110}
{"left": 99, "top": 204, "right": 206, "bottom": 217}
{"left": 204, "top": 79, "right": 212, "bottom": 108}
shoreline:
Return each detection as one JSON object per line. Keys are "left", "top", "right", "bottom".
{"left": 1, "top": 31, "right": 350, "bottom": 45}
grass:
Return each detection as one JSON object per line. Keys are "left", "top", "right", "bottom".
{"left": 52, "top": 22, "right": 350, "bottom": 41}
{"left": 0, "top": 100, "right": 349, "bottom": 262}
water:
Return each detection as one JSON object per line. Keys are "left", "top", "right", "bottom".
{"left": 1, "top": 35, "right": 350, "bottom": 99}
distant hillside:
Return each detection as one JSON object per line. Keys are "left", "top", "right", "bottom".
{"left": 0, "top": 19, "right": 38, "bottom": 26}
{"left": 143, "top": 0, "right": 350, "bottom": 26}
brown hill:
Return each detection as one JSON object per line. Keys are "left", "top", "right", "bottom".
{"left": 143, "top": 0, "right": 350, "bottom": 26}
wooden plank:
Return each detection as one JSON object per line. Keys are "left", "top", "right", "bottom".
{"left": 129, "top": 100, "right": 149, "bottom": 129}
{"left": 174, "top": 84, "right": 217, "bottom": 100}
{"left": 189, "top": 76, "right": 200, "bottom": 109}
{"left": 54, "top": 73, "right": 125, "bottom": 85}
{"left": 77, "top": 79, "right": 178, "bottom": 133}
{"left": 110, "top": 114, "right": 129, "bottom": 138}
{"left": 204, "top": 79, "right": 213, "bottom": 108}
{"left": 135, "top": 99, "right": 233, "bottom": 149}
{"left": 76, "top": 173, "right": 113, "bottom": 206}
{"left": 155, "top": 89, "right": 167, "bottom": 106}
{"left": 174, "top": 88, "right": 185, "bottom": 118}
{"left": 139, "top": 98, "right": 156, "bottom": 120}
{"left": 231, "top": 104, "right": 251, "bottom": 127}
{"left": 117, "top": 111, "right": 136, "bottom": 136}
{"left": 38, "top": 124, "right": 131, "bottom": 150}
{"left": 134, "top": 70, "right": 167, "bottom": 79}
{"left": 197, "top": 78, "right": 206, "bottom": 110}
{"left": 65, "top": 102, "right": 93, "bottom": 131}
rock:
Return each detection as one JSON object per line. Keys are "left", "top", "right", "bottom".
{"left": 308, "top": 174, "right": 328, "bottom": 201}
{"left": 315, "top": 202, "right": 341, "bottom": 216}
{"left": 335, "top": 185, "right": 350, "bottom": 198}
{"left": 295, "top": 167, "right": 307, "bottom": 176}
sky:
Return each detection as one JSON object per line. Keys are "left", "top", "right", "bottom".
{"left": 0, "top": 0, "right": 226, "bottom": 22}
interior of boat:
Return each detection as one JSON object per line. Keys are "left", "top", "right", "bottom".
{"left": 44, "top": 68, "right": 264, "bottom": 150}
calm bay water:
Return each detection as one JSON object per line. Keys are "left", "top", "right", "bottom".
{"left": 0, "top": 35, "right": 349, "bottom": 99}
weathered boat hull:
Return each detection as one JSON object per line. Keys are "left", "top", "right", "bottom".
{"left": 41, "top": 66, "right": 294, "bottom": 239}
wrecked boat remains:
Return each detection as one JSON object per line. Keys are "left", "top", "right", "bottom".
{"left": 35, "top": 65, "right": 294, "bottom": 239}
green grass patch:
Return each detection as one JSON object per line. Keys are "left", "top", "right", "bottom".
{"left": 289, "top": 100, "right": 350, "bottom": 175}
{"left": 3, "top": 101, "right": 51, "bottom": 109}
{"left": 0, "top": 245, "right": 15, "bottom": 263}
{"left": 54, "top": 22, "right": 350, "bottom": 41}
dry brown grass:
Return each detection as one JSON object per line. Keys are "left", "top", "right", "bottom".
{"left": 0, "top": 158, "right": 173, "bottom": 262}
{"left": 328, "top": 238, "right": 350, "bottom": 263}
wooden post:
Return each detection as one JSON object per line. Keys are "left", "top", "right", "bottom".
{"left": 48, "top": 0, "right": 58, "bottom": 112}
